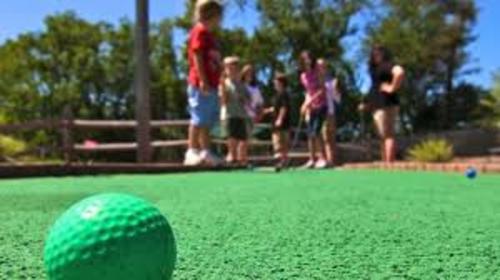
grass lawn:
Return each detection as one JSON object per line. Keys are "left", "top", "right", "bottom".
{"left": 1, "top": 169, "right": 500, "bottom": 279}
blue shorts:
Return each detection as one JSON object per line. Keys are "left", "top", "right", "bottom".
{"left": 187, "top": 85, "right": 219, "bottom": 129}
{"left": 307, "top": 107, "right": 327, "bottom": 137}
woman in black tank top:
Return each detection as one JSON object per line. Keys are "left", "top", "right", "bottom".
{"left": 370, "top": 61, "right": 400, "bottom": 108}
{"left": 361, "top": 46, "right": 405, "bottom": 162}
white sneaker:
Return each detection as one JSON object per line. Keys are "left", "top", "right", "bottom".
{"left": 184, "top": 149, "right": 202, "bottom": 166}
{"left": 314, "top": 158, "right": 328, "bottom": 169}
{"left": 200, "top": 150, "right": 223, "bottom": 167}
{"left": 302, "top": 159, "right": 315, "bottom": 169}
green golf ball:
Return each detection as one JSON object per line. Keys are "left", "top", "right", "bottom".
{"left": 44, "top": 193, "right": 176, "bottom": 280}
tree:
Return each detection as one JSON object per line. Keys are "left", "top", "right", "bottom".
{"left": 255, "top": 0, "right": 368, "bottom": 127}
{"left": 0, "top": 12, "right": 108, "bottom": 120}
{"left": 476, "top": 71, "right": 500, "bottom": 128}
{"left": 175, "top": 0, "right": 366, "bottom": 127}
{"left": 150, "top": 19, "right": 184, "bottom": 119}
{"left": 365, "top": 0, "right": 478, "bottom": 130}
{"left": 0, "top": 12, "right": 184, "bottom": 161}
{"left": 447, "top": 82, "right": 484, "bottom": 127}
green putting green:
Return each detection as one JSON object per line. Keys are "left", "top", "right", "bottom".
{"left": 1, "top": 170, "right": 499, "bottom": 279}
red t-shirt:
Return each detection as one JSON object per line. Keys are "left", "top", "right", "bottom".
{"left": 187, "top": 23, "right": 221, "bottom": 89}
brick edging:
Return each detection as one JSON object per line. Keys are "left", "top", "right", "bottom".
{"left": 343, "top": 161, "right": 500, "bottom": 174}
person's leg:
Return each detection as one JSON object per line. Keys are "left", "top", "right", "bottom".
{"left": 225, "top": 118, "right": 236, "bottom": 163}
{"left": 184, "top": 124, "right": 203, "bottom": 165}
{"left": 227, "top": 138, "right": 238, "bottom": 163}
{"left": 330, "top": 122, "right": 337, "bottom": 165}
{"left": 230, "top": 118, "right": 249, "bottom": 164}
{"left": 198, "top": 90, "right": 221, "bottom": 166}
{"left": 238, "top": 140, "right": 248, "bottom": 164}
{"left": 316, "top": 111, "right": 327, "bottom": 161}
{"left": 281, "top": 131, "right": 289, "bottom": 164}
{"left": 313, "top": 137, "right": 329, "bottom": 168}
{"left": 385, "top": 137, "right": 396, "bottom": 162}
{"left": 200, "top": 90, "right": 219, "bottom": 151}
{"left": 239, "top": 118, "right": 250, "bottom": 164}
{"left": 305, "top": 111, "right": 318, "bottom": 167}
{"left": 315, "top": 137, "right": 325, "bottom": 159}
{"left": 322, "top": 117, "right": 332, "bottom": 162}
{"left": 384, "top": 107, "right": 399, "bottom": 162}
{"left": 373, "top": 109, "right": 387, "bottom": 162}
{"left": 272, "top": 132, "right": 281, "bottom": 158}
{"left": 323, "top": 115, "right": 336, "bottom": 165}
{"left": 272, "top": 131, "right": 284, "bottom": 168}
{"left": 199, "top": 128, "right": 210, "bottom": 151}
{"left": 308, "top": 137, "right": 316, "bottom": 161}
{"left": 185, "top": 86, "right": 203, "bottom": 165}
{"left": 188, "top": 125, "right": 200, "bottom": 151}
{"left": 223, "top": 119, "right": 230, "bottom": 162}
{"left": 313, "top": 109, "right": 328, "bottom": 168}
{"left": 199, "top": 127, "right": 221, "bottom": 166}
{"left": 380, "top": 141, "right": 387, "bottom": 162}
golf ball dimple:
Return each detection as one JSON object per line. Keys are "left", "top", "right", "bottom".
{"left": 44, "top": 193, "right": 176, "bottom": 280}
{"left": 81, "top": 203, "right": 101, "bottom": 219}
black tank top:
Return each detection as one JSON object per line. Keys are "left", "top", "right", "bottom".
{"left": 368, "top": 62, "right": 400, "bottom": 109}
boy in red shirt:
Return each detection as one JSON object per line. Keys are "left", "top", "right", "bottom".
{"left": 185, "top": 0, "right": 224, "bottom": 166}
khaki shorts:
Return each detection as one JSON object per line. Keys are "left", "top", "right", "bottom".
{"left": 373, "top": 106, "right": 399, "bottom": 138}
{"left": 272, "top": 130, "right": 289, "bottom": 155}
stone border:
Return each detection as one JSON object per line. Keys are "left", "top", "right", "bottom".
{"left": 2, "top": 159, "right": 500, "bottom": 179}
{"left": 343, "top": 161, "right": 500, "bottom": 174}
{"left": 0, "top": 163, "right": 239, "bottom": 179}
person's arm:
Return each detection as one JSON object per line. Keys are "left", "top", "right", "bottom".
{"left": 219, "top": 78, "right": 228, "bottom": 120}
{"left": 276, "top": 94, "right": 290, "bottom": 127}
{"left": 358, "top": 94, "right": 372, "bottom": 112}
{"left": 254, "top": 89, "right": 264, "bottom": 121}
{"left": 300, "top": 73, "right": 307, "bottom": 89}
{"left": 300, "top": 95, "right": 310, "bottom": 115}
{"left": 263, "top": 107, "right": 274, "bottom": 115}
{"left": 254, "top": 106, "right": 264, "bottom": 122}
{"left": 240, "top": 86, "right": 250, "bottom": 105}
{"left": 301, "top": 86, "right": 325, "bottom": 113}
{"left": 380, "top": 65, "right": 405, "bottom": 94}
{"left": 194, "top": 51, "right": 210, "bottom": 94}
{"left": 310, "top": 87, "right": 325, "bottom": 103}
{"left": 324, "top": 81, "right": 334, "bottom": 115}
{"left": 332, "top": 79, "right": 342, "bottom": 103}
{"left": 218, "top": 78, "right": 228, "bottom": 106}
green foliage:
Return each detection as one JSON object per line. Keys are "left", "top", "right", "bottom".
{"left": 0, "top": 1, "right": 486, "bottom": 162}
{"left": 476, "top": 71, "right": 500, "bottom": 128}
{"left": 0, "top": 13, "right": 184, "bottom": 161}
{"left": 174, "top": 0, "right": 366, "bottom": 128}
{"left": 0, "top": 135, "right": 27, "bottom": 158}
{"left": 0, "top": 104, "right": 25, "bottom": 160}
{"left": 0, "top": 13, "right": 182, "bottom": 122}
{"left": 366, "top": 0, "right": 478, "bottom": 130}
{"left": 408, "top": 138, "right": 454, "bottom": 163}
{"left": 446, "top": 82, "right": 485, "bottom": 127}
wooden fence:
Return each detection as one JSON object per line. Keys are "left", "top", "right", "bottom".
{"left": 0, "top": 106, "right": 277, "bottom": 164}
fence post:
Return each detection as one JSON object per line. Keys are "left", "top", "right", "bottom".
{"left": 62, "top": 105, "right": 74, "bottom": 165}
{"left": 135, "top": 0, "right": 152, "bottom": 163}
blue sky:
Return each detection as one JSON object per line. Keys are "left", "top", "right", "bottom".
{"left": 0, "top": 0, "right": 498, "bottom": 89}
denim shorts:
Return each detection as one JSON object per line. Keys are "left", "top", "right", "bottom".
{"left": 307, "top": 106, "right": 327, "bottom": 137}
{"left": 187, "top": 85, "right": 219, "bottom": 129}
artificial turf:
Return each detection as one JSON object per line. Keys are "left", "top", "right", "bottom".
{"left": 1, "top": 169, "right": 500, "bottom": 279}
